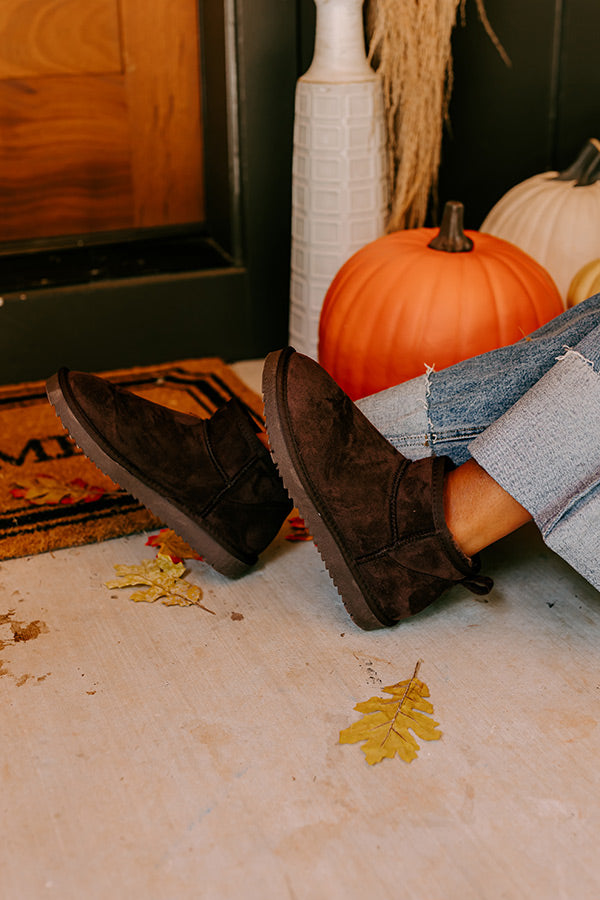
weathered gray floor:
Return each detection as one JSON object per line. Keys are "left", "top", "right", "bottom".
{"left": 1, "top": 361, "right": 598, "bottom": 900}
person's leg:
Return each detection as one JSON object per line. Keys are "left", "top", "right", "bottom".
{"left": 443, "top": 459, "right": 532, "bottom": 557}
{"left": 353, "top": 295, "right": 600, "bottom": 569}
{"left": 468, "top": 322, "right": 600, "bottom": 591}
{"left": 262, "top": 298, "right": 600, "bottom": 630}
{"left": 46, "top": 293, "right": 600, "bottom": 627}
{"left": 357, "top": 292, "right": 600, "bottom": 464}
{"left": 262, "top": 346, "right": 495, "bottom": 631}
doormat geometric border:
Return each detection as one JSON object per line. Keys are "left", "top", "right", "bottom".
{"left": 0, "top": 358, "right": 263, "bottom": 561}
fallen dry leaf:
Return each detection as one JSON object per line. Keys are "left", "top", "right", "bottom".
{"left": 11, "top": 474, "right": 106, "bottom": 506}
{"left": 146, "top": 528, "right": 202, "bottom": 563}
{"left": 339, "top": 660, "right": 441, "bottom": 764}
{"left": 285, "top": 515, "right": 313, "bottom": 542}
{"left": 105, "top": 554, "right": 214, "bottom": 612}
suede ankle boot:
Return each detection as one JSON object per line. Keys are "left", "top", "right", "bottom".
{"left": 262, "top": 347, "right": 492, "bottom": 629}
{"left": 46, "top": 369, "right": 292, "bottom": 576}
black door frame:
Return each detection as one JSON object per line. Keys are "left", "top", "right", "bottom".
{"left": 0, "top": 0, "right": 302, "bottom": 384}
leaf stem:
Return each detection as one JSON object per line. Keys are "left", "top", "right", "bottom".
{"left": 379, "top": 659, "right": 423, "bottom": 751}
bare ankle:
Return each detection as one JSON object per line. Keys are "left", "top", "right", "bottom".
{"left": 443, "top": 459, "right": 532, "bottom": 557}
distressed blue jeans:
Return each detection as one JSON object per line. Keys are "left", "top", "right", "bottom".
{"left": 356, "top": 293, "right": 600, "bottom": 591}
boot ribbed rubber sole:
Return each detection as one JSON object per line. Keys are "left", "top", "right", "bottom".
{"left": 262, "top": 348, "right": 386, "bottom": 630}
{"left": 46, "top": 371, "right": 252, "bottom": 578}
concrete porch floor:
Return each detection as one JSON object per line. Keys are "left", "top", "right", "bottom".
{"left": 1, "top": 360, "right": 599, "bottom": 899}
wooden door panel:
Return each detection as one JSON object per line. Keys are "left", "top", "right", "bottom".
{"left": 0, "top": 0, "right": 121, "bottom": 78}
{"left": 121, "top": 0, "right": 205, "bottom": 227}
{"left": 0, "top": 76, "right": 133, "bottom": 240}
{"left": 0, "top": 0, "right": 204, "bottom": 243}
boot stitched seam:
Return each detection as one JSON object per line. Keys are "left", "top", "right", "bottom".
{"left": 205, "top": 407, "right": 272, "bottom": 486}
{"left": 198, "top": 452, "right": 264, "bottom": 518}
{"left": 356, "top": 549, "right": 455, "bottom": 585}
{"left": 131, "top": 458, "right": 260, "bottom": 561}
{"left": 388, "top": 458, "right": 410, "bottom": 543}
{"left": 285, "top": 419, "right": 414, "bottom": 576}
{"left": 108, "top": 453, "right": 259, "bottom": 563}
{"left": 205, "top": 431, "right": 230, "bottom": 482}
{"left": 355, "top": 529, "right": 441, "bottom": 565}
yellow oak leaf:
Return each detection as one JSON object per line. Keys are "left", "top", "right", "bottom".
{"left": 339, "top": 660, "right": 441, "bottom": 764}
{"left": 105, "top": 554, "right": 215, "bottom": 613}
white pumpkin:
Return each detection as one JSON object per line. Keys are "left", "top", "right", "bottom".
{"left": 481, "top": 139, "right": 600, "bottom": 301}
{"left": 567, "top": 258, "right": 600, "bottom": 307}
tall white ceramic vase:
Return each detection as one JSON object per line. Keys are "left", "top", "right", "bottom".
{"left": 288, "top": 0, "right": 388, "bottom": 360}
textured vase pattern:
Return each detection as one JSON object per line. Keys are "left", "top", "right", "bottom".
{"left": 288, "top": 79, "right": 388, "bottom": 360}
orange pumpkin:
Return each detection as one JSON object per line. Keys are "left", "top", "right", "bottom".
{"left": 318, "top": 201, "right": 564, "bottom": 400}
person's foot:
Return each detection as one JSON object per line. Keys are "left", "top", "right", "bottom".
{"left": 262, "top": 347, "right": 492, "bottom": 629}
{"left": 46, "top": 369, "right": 292, "bottom": 577}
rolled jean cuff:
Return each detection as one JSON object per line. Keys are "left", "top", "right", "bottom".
{"left": 356, "top": 373, "right": 433, "bottom": 460}
{"left": 469, "top": 349, "right": 600, "bottom": 589}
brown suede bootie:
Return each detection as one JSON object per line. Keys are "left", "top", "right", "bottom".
{"left": 262, "top": 347, "right": 492, "bottom": 629}
{"left": 46, "top": 369, "right": 292, "bottom": 576}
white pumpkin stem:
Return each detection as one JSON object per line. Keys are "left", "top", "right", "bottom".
{"left": 555, "top": 139, "right": 600, "bottom": 186}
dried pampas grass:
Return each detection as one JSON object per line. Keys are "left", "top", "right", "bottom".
{"left": 367, "top": 0, "right": 509, "bottom": 232}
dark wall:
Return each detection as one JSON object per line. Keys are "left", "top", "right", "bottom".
{"left": 438, "top": 0, "right": 600, "bottom": 227}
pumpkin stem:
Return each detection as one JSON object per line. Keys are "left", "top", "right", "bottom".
{"left": 428, "top": 201, "right": 474, "bottom": 253}
{"left": 554, "top": 138, "right": 600, "bottom": 186}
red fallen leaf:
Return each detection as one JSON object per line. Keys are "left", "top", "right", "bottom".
{"left": 285, "top": 515, "right": 313, "bottom": 542}
{"left": 59, "top": 478, "right": 106, "bottom": 504}
{"left": 146, "top": 528, "right": 202, "bottom": 563}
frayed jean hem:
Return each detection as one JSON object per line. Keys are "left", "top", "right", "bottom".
{"left": 471, "top": 349, "right": 600, "bottom": 587}
{"left": 356, "top": 294, "right": 600, "bottom": 591}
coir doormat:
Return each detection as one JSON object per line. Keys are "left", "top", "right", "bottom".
{"left": 0, "top": 359, "right": 264, "bottom": 560}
